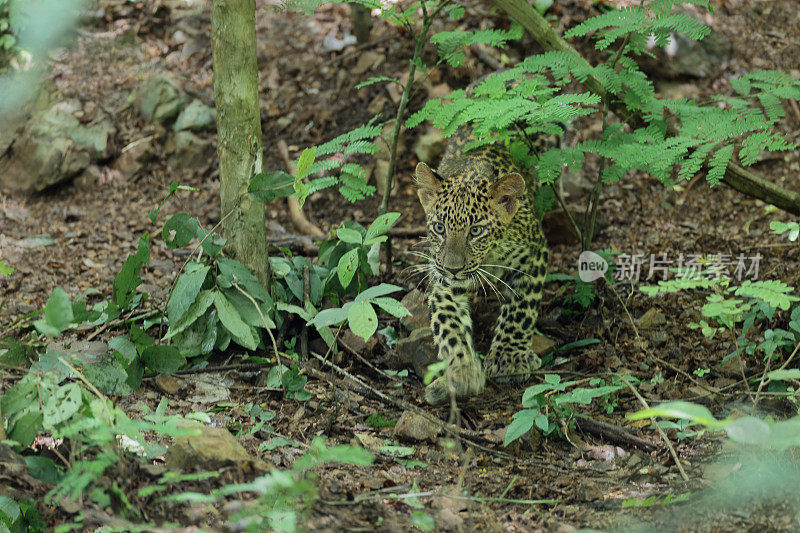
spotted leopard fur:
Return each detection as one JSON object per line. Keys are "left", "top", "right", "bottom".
{"left": 415, "top": 127, "right": 549, "bottom": 405}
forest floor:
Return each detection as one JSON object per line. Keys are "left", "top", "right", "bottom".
{"left": 2, "top": 0, "right": 800, "bottom": 530}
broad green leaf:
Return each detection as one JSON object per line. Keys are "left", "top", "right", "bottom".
{"left": 347, "top": 300, "right": 378, "bottom": 341}
{"left": 354, "top": 283, "right": 402, "bottom": 302}
{"left": 34, "top": 287, "right": 73, "bottom": 336}
{"left": 248, "top": 171, "right": 295, "bottom": 203}
{"left": 165, "top": 290, "right": 215, "bottom": 339}
{"left": 195, "top": 226, "right": 226, "bottom": 257}
{"left": 214, "top": 290, "right": 258, "bottom": 350}
{"left": 216, "top": 257, "right": 271, "bottom": 303}
{"left": 311, "top": 306, "right": 349, "bottom": 328}
{"left": 221, "top": 288, "right": 276, "bottom": 330}
{"left": 0, "top": 496, "right": 21, "bottom": 524}
{"left": 8, "top": 412, "right": 42, "bottom": 449}
{"left": 141, "top": 345, "right": 186, "bottom": 374}
{"left": 113, "top": 233, "right": 150, "bottom": 309}
{"left": 0, "top": 376, "right": 37, "bottom": 416}
{"left": 504, "top": 409, "right": 537, "bottom": 446}
{"left": 364, "top": 212, "right": 401, "bottom": 242}
{"left": 366, "top": 241, "right": 381, "bottom": 274}
{"left": 337, "top": 228, "right": 363, "bottom": 245}
{"left": 83, "top": 360, "right": 133, "bottom": 396}
{"left": 167, "top": 262, "right": 210, "bottom": 324}
{"left": 337, "top": 248, "right": 359, "bottom": 289}
{"left": 25, "top": 456, "right": 62, "bottom": 484}
{"left": 42, "top": 383, "right": 82, "bottom": 428}
{"left": 627, "top": 401, "right": 722, "bottom": 428}
{"left": 766, "top": 369, "right": 800, "bottom": 381}
{"left": 296, "top": 147, "right": 316, "bottom": 179}
{"left": 162, "top": 213, "right": 199, "bottom": 249}
{"left": 276, "top": 301, "right": 311, "bottom": 320}
{"left": 372, "top": 297, "right": 410, "bottom": 318}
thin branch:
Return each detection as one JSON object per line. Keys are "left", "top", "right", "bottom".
{"left": 620, "top": 375, "right": 689, "bottom": 482}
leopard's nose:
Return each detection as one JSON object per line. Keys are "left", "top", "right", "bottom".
{"left": 445, "top": 266, "right": 461, "bottom": 276}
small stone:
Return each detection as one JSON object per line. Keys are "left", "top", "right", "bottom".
{"left": 114, "top": 137, "right": 155, "bottom": 179}
{"left": 414, "top": 127, "right": 445, "bottom": 164}
{"left": 393, "top": 410, "right": 441, "bottom": 442}
{"left": 137, "top": 74, "right": 188, "bottom": 123}
{"left": 166, "top": 426, "right": 267, "bottom": 473}
{"left": 74, "top": 165, "right": 102, "bottom": 189}
{"left": 351, "top": 50, "right": 384, "bottom": 75}
{"left": 395, "top": 327, "right": 437, "bottom": 378}
{"left": 400, "top": 289, "right": 428, "bottom": 331}
{"left": 530, "top": 334, "right": 556, "bottom": 356}
{"left": 173, "top": 99, "right": 216, "bottom": 132}
{"left": 155, "top": 374, "right": 182, "bottom": 395}
{"left": 166, "top": 131, "right": 213, "bottom": 169}
{"left": 636, "top": 308, "right": 666, "bottom": 330}
{"left": 341, "top": 330, "right": 378, "bottom": 354}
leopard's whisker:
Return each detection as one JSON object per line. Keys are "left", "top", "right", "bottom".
{"left": 481, "top": 263, "right": 536, "bottom": 279}
{"left": 478, "top": 268, "right": 519, "bottom": 298}
{"left": 474, "top": 271, "right": 489, "bottom": 298}
{"left": 476, "top": 269, "right": 503, "bottom": 300}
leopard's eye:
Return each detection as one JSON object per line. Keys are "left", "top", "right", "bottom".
{"left": 432, "top": 222, "right": 445, "bottom": 235}
{"left": 470, "top": 225, "right": 484, "bottom": 237}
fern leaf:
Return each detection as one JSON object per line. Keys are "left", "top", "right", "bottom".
{"left": 707, "top": 144, "right": 733, "bottom": 185}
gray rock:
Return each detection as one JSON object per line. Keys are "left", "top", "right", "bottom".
{"left": 640, "top": 23, "right": 731, "bottom": 79}
{"left": 166, "top": 130, "right": 213, "bottom": 169}
{"left": 173, "top": 99, "right": 216, "bottom": 132}
{"left": 637, "top": 308, "right": 666, "bottom": 330}
{"left": 0, "top": 101, "right": 115, "bottom": 193}
{"left": 400, "top": 289, "right": 429, "bottom": 331}
{"left": 395, "top": 326, "right": 437, "bottom": 378}
{"left": 113, "top": 136, "right": 156, "bottom": 179}
{"left": 414, "top": 127, "right": 445, "bottom": 164}
{"left": 393, "top": 410, "right": 441, "bottom": 442}
{"left": 137, "top": 74, "right": 188, "bottom": 123}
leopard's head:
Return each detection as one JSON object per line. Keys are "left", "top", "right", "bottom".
{"left": 414, "top": 162, "right": 525, "bottom": 282}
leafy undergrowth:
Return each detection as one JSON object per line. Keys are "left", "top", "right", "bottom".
{"left": 4, "top": 0, "right": 800, "bottom": 531}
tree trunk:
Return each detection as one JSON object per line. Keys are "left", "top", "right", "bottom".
{"left": 211, "top": 0, "right": 271, "bottom": 287}
{"left": 491, "top": 0, "right": 800, "bottom": 216}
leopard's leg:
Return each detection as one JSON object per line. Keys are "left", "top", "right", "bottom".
{"left": 484, "top": 244, "right": 548, "bottom": 382}
{"left": 424, "top": 279, "right": 485, "bottom": 405}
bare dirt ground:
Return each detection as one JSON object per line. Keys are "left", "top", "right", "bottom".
{"left": 2, "top": 0, "right": 800, "bottom": 530}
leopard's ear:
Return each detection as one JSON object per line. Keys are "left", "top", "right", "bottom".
{"left": 488, "top": 172, "right": 525, "bottom": 221}
{"left": 415, "top": 162, "right": 443, "bottom": 213}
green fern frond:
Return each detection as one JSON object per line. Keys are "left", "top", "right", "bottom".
{"left": 739, "top": 131, "right": 796, "bottom": 166}
{"left": 649, "top": 14, "right": 710, "bottom": 41}
{"left": 306, "top": 175, "right": 338, "bottom": 195}
{"left": 647, "top": 0, "right": 712, "bottom": 16}
{"left": 316, "top": 120, "right": 381, "bottom": 156}
{"left": 640, "top": 276, "right": 721, "bottom": 297}
{"left": 707, "top": 145, "right": 733, "bottom": 185}
{"left": 733, "top": 280, "right": 799, "bottom": 311}
{"left": 677, "top": 142, "right": 715, "bottom": 181}
{"left": 431, "top": 23, "right": 523, "bottom": 67}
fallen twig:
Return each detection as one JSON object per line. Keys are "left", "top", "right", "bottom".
{"left": 620, "top": 375, "right": 690, "bottom": 482}
{"left": 574, "top": 416, "right": 657, "bottom": 451}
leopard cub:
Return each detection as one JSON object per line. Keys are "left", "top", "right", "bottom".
{"left": 415, "top": 140, "right": 548, "bottom": 405}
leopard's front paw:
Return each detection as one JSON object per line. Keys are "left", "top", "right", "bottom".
{"left": 484, "top": 350, "right": 541, "bottom": 383}
{"left": 424, "top": 359, "right": 485, "bottom": 405}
